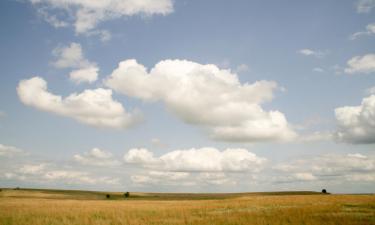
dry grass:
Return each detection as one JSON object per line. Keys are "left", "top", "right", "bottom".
{"left": 0, "top": 189, "right": 374, "bottom": 225}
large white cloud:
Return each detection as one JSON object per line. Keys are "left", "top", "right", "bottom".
{"left": 52, "top": 42, "right": 98, "bottom": 83}
{"left": 17, "top": 76, "right": 141, "bottom": 129}
{"left": 125, "top": 147, "right": 266, "bottom": 186}
{"left": 29, "top": 0, "right": 174, "bottom": 36}
{"left": 105, "top": 59, "right": 296, "bottom": 142}
{"left": 335, "top": 94, "right": 375, "bottom": 144}
{"left": 74, "top": 148, "right": 120, "bottom": 166}
{"left": 124, "top": 147, "right": 266, "bottom": 172}
{"left": 344, "top": 54, "right": 375, "bottom": 74}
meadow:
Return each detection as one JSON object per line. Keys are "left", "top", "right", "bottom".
{"left": 0, "top": 188, "right": 374, "bottom": 225}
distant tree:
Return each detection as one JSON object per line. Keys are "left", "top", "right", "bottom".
{"left": 322, "top": 189, "right": 327, "bottom": 194}
{"left": 124, "top": 192, "right": 130, "bottom": 198}
{"left": 0, "top": 189, "right": 2, "bottom": 192}
{"left": 106, "top": 194, "right": 110, "bottom": 199}
{"left": 14, "top": 187, "right": 20, "bottom": 190}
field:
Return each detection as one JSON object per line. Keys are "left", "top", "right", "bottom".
{"left": 0, "top": 188, "right": 374, "bottom": 225}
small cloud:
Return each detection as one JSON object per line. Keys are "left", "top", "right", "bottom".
{"left": 235, "top": 64, "right": 250, "bottom": 73}
{"left": 344, "top": 54, "right": 375, "bottom": 74}
{"left": 356, "top": 0, "right": 375, "bottom": 13}
{"left": 313, "top": 67, "right": 325, "bottom": 73}
{"left": 350, "top": 23, "right": 375, "bottom": 40}
{"left": 74, "top": 148, "right": 121, "bottom": 166}
{"left": 298, "top": 49, "right": 328, "bottom": 58}
{"left": 52, "top": 42, "right": 99, "bottom": 83}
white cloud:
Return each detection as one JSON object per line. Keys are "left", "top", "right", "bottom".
{"left": 74, "top": 148, "right": 120, "bottom": 166}
{"left": 344, "top": 54, "right": 375, "bottom": 74}
{"left": 235, "top": 64, "right": 250, "bottom": 73}
{"left": 4, "top": 162, "right": 119, "bottom": 185}
{"left": 43, "top": 170, "right": 119, "bottom": 185}
{"left": 69, "top": 67, "right": 99, "bottom": 84}
{"left": 17, "top": 76, "right": 141, "bottom": 129}
{"left": 105, "top": 59, "right": 296, "bottom": 142}
{"left": 124, "top": 147, "right": 266, "bottom": 172}
{"left": 350, "top": 23, "right": 375, "bottom": 40}
{"left": 52, "top": 42, "right": 99, "bottom": 83}
{"left": 37, "top": 7, "right": 69, "bottom": 28}
{"left": 29, "top": 0, "right": 174, "bottom": 35}
{"left": 293, "top": 173, "right": 317, "bottom": 181}
{"left": 19, "top": 164, "right": 47, "bottom": 174}
{"left": 335, "top": 94, "right": 375, "bottom": 144}
{"left": 298, "top": 49, "right": 327, "bottom": 58}
{"left": 273, "top": 153, "right": 375, "bottom": 183}
{"left": 313, "top": 67, "right": 325, "bottom": 73}
{"left": 0, "top": 144, "right": 25, "bottom": 157}
{"left": 356, "top": 0, "right": 375, "bottom": 13}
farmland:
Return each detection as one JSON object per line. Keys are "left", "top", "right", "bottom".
{"left": 0, "top": 188, "right": 374, "bottom": 225}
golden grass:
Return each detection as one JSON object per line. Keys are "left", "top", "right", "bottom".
{"left": 0, "top": 189, "right": 374, "bottom": 225}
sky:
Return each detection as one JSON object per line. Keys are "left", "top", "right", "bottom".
{"left": 0, "top": 0, "right": 375, "bottom": 193}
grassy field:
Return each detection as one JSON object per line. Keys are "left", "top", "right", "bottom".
{"left": 0, "top": 188, "right": 374, "bottom": 225}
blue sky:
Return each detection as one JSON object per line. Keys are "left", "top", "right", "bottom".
{"left": 0, "top": 0, "right": 375, "bottom": 193}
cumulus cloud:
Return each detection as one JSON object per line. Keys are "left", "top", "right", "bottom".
{"left": 124, "top": 147, "right": 266, "bottom": 186}
{"left": 52, "top": 42, "right": 98, "bottom": 83}
{"left": 334, "top": 94, "right": 375, "bottom": 144}
{"left": 344, "top": 54, "right": 375, "bottom": 74}
{"left": 29, "top": 0, "right": 174, "bottom": 36}
{"left": 124, "top": 147, "right": 266, "bottom": 172}
{"left": 298, "top": 49, "right": 327, "bottom": 58}
{"left": 17, "top": 76, "right": 141, "bottom": 129}
{"left": 0, "top": 144, "right": 25, "bottom": 157}
{"left": 350, "top": 23, "right": 375, "bottom": 40}
{"left": 74, "top": 148, "right": 120, "bottom": 166}
{"left": 2, "top": 162, "right": 119, "bottom": 185}
{"left": 273, "top": 153, "right": 375, "bottom": 183}
{"left": 356, "top": 0, "right": 375, "bottom": 13}
{"left": 105, "top": 59, "right": 296, "bottom": 142}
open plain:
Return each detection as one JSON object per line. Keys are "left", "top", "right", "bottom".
{"left": 0, "top": 189, "right": 374, "bottom": 225}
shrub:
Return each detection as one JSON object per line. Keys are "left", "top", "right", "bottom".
{"left": 124, "top": 192, "right": 130, "bottom": 198}
{"left": 106, "top": 194, "right": 110, "bottom": 199}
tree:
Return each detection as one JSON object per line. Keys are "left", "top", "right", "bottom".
{"left": 124, "top": 192, "right": 130, "bottom": 198}
{"left": 106, "top": 194, "right": 110, "bottom": 199}
{"left": 322, "top": 189, "right": 327, "bottom": 194}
